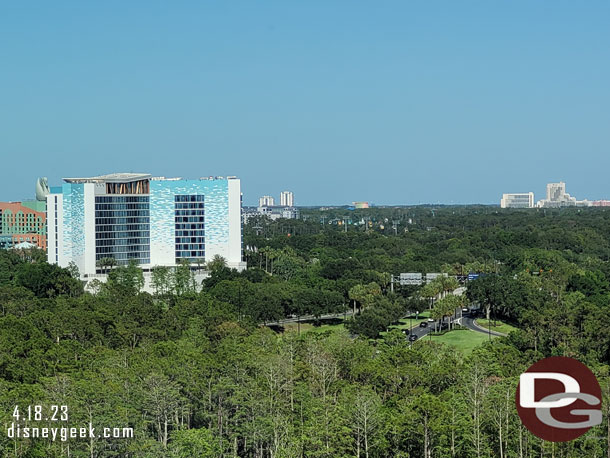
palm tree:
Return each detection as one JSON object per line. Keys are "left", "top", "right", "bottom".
{"left": 431, "top": 303, "right": 444, "bottom": 333}
{"left": 96, "top": 257, "right": 116, "bottom": 274}
{"left": 259, "top": 247, "right": 273, "bottom": 273}
{"left": 433, "top": 295, "right": 461, "bottom": 332}
{"left": 442, "top": 295, "right": 460, "bottom": 330}
{"left": 436, "top": 275, "right": 459, "bottom": 298}
{"left": 377, "top": 272, "right": 391, "bottom": 293}
{"left": 420, "top": 281, "right": 442, "bottom": 309}
{"left": 268, "top": 248, "right": 281, "bottom": 275}
{"left": 96, "top": 258, "right": 106, "bottom": 273}
{"left": 349, "top": 284, "right": 367, "bottom": 315}
{"left": 194, "top": 258, "right": 205, "bottom": 272}
{"left": 206, "top": 255, "right": 227, "bottom": 272}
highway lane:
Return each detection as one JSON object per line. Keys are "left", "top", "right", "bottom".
{"left": 403, "top": 308, "right": 506, "bottom": 344}
{"left": 266, "top": 287, "right": 508, "bottom": 342}
{"left": 400, "top": 315, "right": 445, "bottom": 343}
{"left": 462, "top": 313, "right": 506, "bottom": 337}
{"left": 403, "top": 320, "right": 432, "bottom": 341}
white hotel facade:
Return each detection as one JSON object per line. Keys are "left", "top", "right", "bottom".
{"left": 47, "top": 173, "right": 245, "bottom": 286}
{"left": 500, "top": 192, "right": 535, "bottom": 208}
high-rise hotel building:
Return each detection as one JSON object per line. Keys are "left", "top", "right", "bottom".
{"left": 47, "top": 173, "right": 244, "bottom": 280}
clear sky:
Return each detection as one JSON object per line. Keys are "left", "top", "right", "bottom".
{"left": 1, "top": 1, "right": 609, "bottom": 206}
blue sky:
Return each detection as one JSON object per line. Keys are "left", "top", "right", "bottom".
{"left": 1, "top": 1, "right": 609, "bottom": 205}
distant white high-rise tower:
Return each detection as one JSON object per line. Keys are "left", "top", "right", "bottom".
{"left": 546, "top": 182, "right": 567, "bottom": 201}
{"left": 259, "top": 195, "right": 275, "bottom": 207}
{"left": 280, "top": 191, "right": 294, "bottom": 207}
{"left": 536, "top": 181, "right": 590, "bottom": 207}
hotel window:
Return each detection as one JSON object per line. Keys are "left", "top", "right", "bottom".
{"left": 174, "top": 195, "right": 205, "bottom": 261}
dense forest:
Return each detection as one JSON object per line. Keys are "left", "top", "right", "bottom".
{"left": 2, "top": 206, "right": 610, "bottom": 457}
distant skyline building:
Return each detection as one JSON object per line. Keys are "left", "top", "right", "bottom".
{"left": 251, "top": 190, "right": 298, "bottom": 221}
{"left": 547, "top": 182, "right": 572, "bottom": 203}
{"left": 536, "top": 181, "right": 590, "bottom": 208}
{"left": 0, "top": 200, "right": 47, "bottom": 250}
{"left": 500, "top": 182, "right": 600, "bottom": 209}
{"left": 47, "top": 173, "right": 244, "bottom": 286}
{"left": 0, "top": 178, "right": 49, "bottom": 250}
{"left": 353, "top": 201, "right": 370, "bottom": 209}
{"left": 592, "top": 200, "right": 610, "bottom": 207}
{"left": 500, "top": 192, "right": 534, "bottom": 208}
{"left": 281, "top": 207, "right": 299, "bottom": 219}
{"left": 280, "top": 191, "right": 294, "bottom": 207}
{"left": 259, "top": 195, "right": 275, "bottom": 207}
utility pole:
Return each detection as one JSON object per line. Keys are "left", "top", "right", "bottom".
{"left": 410, "top": 314, "right": 413, "bottom": 348}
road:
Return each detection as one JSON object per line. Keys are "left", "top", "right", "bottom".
{"left": 402, "top": 310, "right": 460, "bottom": 342}
{"left": 403, "top": 310, "right": 506, "bottom": 344}
{"left": 404, "top": 318, "right": 433, "bottom": 341}
{"left": 462, "top": 314, "right": 506, "bottom": 337}
{"left": 265, "top": 310, "right": 355, "bottom": 327}
{"left": 265, "top": 286, "right": 507, "bottom": 341}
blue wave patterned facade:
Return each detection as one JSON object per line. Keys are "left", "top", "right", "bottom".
{"left": 61, "top": 183, "right": 86, "bottom": 261}
{"left": 150, "top": 180, "right": 230, "bottom": 264}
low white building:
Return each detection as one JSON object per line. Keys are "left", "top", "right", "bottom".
{"left": 500, "top": 192, "right": 535, "bottom": 208}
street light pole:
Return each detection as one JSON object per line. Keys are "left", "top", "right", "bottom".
{"left": 410, "top": 314, "right": 413, "bottom": 348}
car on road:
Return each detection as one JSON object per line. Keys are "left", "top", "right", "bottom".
{"left": 419, "top": 322, "right": 428, "bottom": 328}
{"left": 409, "top": 334, "right": 418, "bottom": 342}
{"left": 402, "top": 329, "right": 410, "bottom": 335}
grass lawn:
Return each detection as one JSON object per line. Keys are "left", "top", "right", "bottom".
{"left": 475, "top": 318, "right": 518, "bottom": 335}
{"left": 422, "top": 329, "right": 496, "bottom": 353}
